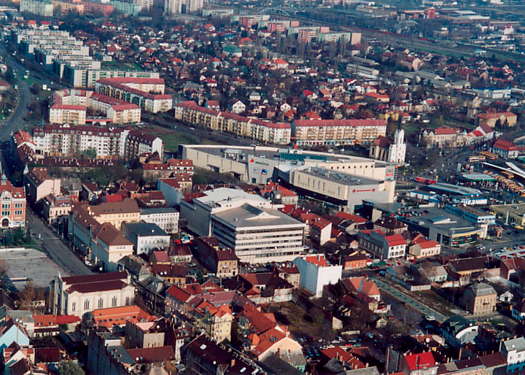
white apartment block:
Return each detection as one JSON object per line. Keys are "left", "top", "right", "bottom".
{"left": 50, "top": 89, "right": 141, "bottom": 125}
{"left": 13, "top": 28, "right": 159, "bottom": 89}
{"left": 293, "top": 119, "right": 387, "bottom": 146}
{"left": 31, "top": 124, "right": 163, "bottom": 160}
{"left": 95, "top": 78, "right": 172, "bottom": 113}
{"left": 164, "top": 0, "right": 203, "bottom": 15}
{"left": 20, "top": 0, "right": 53, "bottom": 16}
{"left": 140, "top": 207, "right": 179, "bottom": 234}
{"left": 294, "top": 254, "right": 342, "bottom": 297}
{"left": 174, "top": 101, "right": 291, "bottom": 145}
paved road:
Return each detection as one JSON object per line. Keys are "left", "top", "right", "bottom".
{"left": 0, "top": 45, "right": 31, "bottom": 140}
{"left": 27, "top": 210, "right": 92, "bottom": 275}
{"left": 372, "top": 277, "right": 449, "bottom": 323}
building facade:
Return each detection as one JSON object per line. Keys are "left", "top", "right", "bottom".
{"left": 293, "top": 118, "right": 387, "bottom": 146}
{"left": 294, "top": 254, "right": 342, "bottom": 297}
{"left": 51, "top": 272, "right": 135, "bottom": 317}
{"left": 95, "top": 77, "right": 172, "bottom": 113}
{"left": 174, "top": 101, "right": 291, "bottom": 145}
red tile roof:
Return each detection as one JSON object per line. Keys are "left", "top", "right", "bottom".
{"left": 404, "top": 352, "right": 436, "bottom": 371}
{"left": 345, "top": 277, "right": 380, "bottom": 297}
{"left": 385, "top": 233, "right": 407, "bottom": 247}
{"left": 494, "top": 138, "right": 519, "bottom": 151}
{"left": 305, "top": 254, "right": 329, "bottom": 267}
{"left": 295, "top": 119, "right": 386, "bottom": 127}
{"left": 478, "top": 111, "right": 516, "bottom": 119}
{"left": 434, "top": 127, "right": 458, "bottom": 135}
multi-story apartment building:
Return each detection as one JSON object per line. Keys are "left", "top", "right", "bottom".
{"left": 50, "top": 89, "right": 141, "bottom": 125}
{"left": 33, "top": 124, "right": 122, "bottom": 159}
{"left": 124, "top": 130, "right": 164, "bottom": 160}
{"left": 294, "top": 254, "right": 342, "bottom": 297}
{"left": 358, "top": 230, "right": 407, "bottom": 260}
{"left": 12, "top": 28, "right": 159, "bottom": 89}
{"left": 95, "top": 78, "right": 172, "bottom": 113}
{"left": 0, "top": 176, "right": 26, "bottom": 229}
{"left": 164, "top": 0, "right": 203, "bottom": 15}
{"left": 51, "top": 272, "right": 135, "bottom": 317}
{"left": 293, "top": 118, "right": 387, "bottom": 146}
{"left": 20, "top": 0, "right": 54, "bottom": 17}
{"left": 174, "top": 101, "right": 291, "bottom": 145}
{"left": 27, "top": 125, "right": 163, "bottom": 160}
{"left": 24, "top": 167, "right": 61, "bottom": 205}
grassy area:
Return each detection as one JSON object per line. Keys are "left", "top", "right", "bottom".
{"left": 101, "top": 61, "right": 143, "bottom": 71}
{"left": 158, "top": 131, "right": 199, "bottom": 152}
{"left": 267, "top": 301, "right": 326, "bottom": 338}
{"left": 413, "top": 290, "right": 460, "bottom": 316}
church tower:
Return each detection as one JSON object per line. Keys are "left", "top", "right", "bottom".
{"left": 388, "top": 128, "right": 406, "bottom": 165}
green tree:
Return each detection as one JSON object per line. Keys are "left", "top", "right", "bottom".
{"left": 57, "top": 361, "right": 85, "bottom": 375}
{"left": 80, "top": 148, "right": 97, "bottom": 159}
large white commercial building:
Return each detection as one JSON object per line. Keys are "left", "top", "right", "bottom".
{"left": 211, "top": 204, "right": 305, "bottom": 264}
{"left": 180, "top": 145, "right": 397, "bottom": 211}
{"left": 180, "top": 188, "right": 306, "bottom": 263}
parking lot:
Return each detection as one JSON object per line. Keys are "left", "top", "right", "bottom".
{"left": 0, "top": 247, "right": 69, "bottom": 290}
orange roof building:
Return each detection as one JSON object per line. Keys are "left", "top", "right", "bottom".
{"left": 90, "top": 305, "right": 156, "bottom": 328}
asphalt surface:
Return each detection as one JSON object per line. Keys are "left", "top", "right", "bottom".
{"left": 0, "top": 45, "right": 31, "bottom": 141}
{"left": 372, "top": 277, "right": 449, "bottom": 323}
{"left": 27, "top": 210, "right": 92, "bottom": 275}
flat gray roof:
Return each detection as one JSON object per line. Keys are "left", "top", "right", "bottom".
{"left": 196, "top": 187, "right": 269, "bottom": 208}
{"left": 299, "top": 167, "right": 381, "bottom": 185}
{"left": 183, "top": 145, "right": 390, "bottom": 167}
{"left": 402, "top": 207, "right": 478, "bottom": 232}
{"left": 212, "top": 204, "right": 304, "bottom": 229}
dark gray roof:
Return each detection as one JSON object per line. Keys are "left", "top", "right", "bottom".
{"left": 140, "top": 207, "right": 179, "bottom": 215}
{"left": 124, "top": 222, "right": 169, "bottom": 239}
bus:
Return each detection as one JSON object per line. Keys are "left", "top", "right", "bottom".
{"left": 415, "top": 176, "right": 437, "bottom": 185}
{"left": 468, "top": 155, "right": 486, "bottom": 163}
{"left": 480, "top": 151, "right": 498, "bottom": 160}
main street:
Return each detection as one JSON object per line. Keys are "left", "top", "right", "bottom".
{"left": 27, "top": 210, "right": 92, "bottom": 275}
{"left": 0, "top": 44, "right": 32, "bottom": 140}
{"left": 371, "top": 277, "right": 449, "bottom": 323}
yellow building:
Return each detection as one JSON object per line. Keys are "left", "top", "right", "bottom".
{"left": 86, "top": 199, "right": 140, "bottom": 229}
